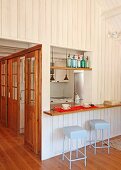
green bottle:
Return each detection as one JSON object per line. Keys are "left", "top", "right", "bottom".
{"left": 81, "top": 56, "right": 86, "bottom": 68}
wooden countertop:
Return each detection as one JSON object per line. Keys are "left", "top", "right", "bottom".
{"left": 44, "top": 104, "right": 121, "bottom": 116}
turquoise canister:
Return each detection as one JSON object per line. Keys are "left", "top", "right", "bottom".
{"left": 66, "top": 54, "right": 71, "bottom": 67}
{"left": 71, "top": 55, "right": 77, "bottom": 68}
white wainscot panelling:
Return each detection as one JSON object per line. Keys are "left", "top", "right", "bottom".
{"left": 42, "top": 115, "right": 53, "bottom": 160}
{"left": 62, "top": 0, "right": 68, "bottom": 47}
{"left": 25, "top": 0, "right": 33, "bottom": 40}
{"left": 2, "top": 0, "right": 18, "bottom": 38}
{"left": 18, "top": 0, "right": 26, "bottom": 40}
{"left": 42, "top": 107, "right": 121, "bottom": 160}
{"left": 39, "top": 0, "right": 46, "bottom": 43}
{"left": 51, "top": 0, "right": 58, "bottom": 45}
{"left": 31, "top": 0, "right": 39, "bottom": 41}
{"left": 1, "top": 0, "right": 11, "bottom": 37}
{"left": 0, "top": 0, "right": 1, "bottom": 36}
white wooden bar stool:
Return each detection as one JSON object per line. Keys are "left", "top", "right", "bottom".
{"left": 62, "top": 126, "right": 87, "bottom": 169}
{"left": 90, "top": 119, "right": 110, "bottom": 154}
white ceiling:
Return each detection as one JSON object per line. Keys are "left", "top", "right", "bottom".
{"left": 97, "top": 0, "right": 121, "bottom": 12}
{"left": 0, "top": 46, "right": 25, "bottom": 58}
{"left": 108, "top": 14, "right": 121, "bottom": 32}
{"left": 97, "top": 0, "right": 121, "bottom": 38}
{"left": 0, "top": 39, "right": 36, "bottom": 58}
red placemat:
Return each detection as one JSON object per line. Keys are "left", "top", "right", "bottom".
{"left": 53, "top": 105, "right": 98, "bottom": 112}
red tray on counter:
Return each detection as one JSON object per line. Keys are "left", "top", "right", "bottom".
{"left": 53, "top": 105, "right": 98, "bottom": 112}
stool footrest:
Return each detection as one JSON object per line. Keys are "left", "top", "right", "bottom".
{"left": 63, "top": 153, "right": 87, "bottom": 162}
{"left": 91, "top": 144, "right": 110, "bottom": 149}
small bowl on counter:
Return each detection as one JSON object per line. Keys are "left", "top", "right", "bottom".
{"left": 62, "top": 103, "right": 71, "bottom": 110}
{"left": 82, "top": 103, "right": 91, "bottom": 108}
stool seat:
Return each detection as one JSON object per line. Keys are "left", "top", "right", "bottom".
{"left": 63, "top": 126, "right": 87, "bottom": 139}
{"left": 90, "top": 119, "right": 110, "bottom": 129}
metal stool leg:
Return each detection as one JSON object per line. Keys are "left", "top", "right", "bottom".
{"left": 90, "top": 127, "right": 92, "bottom": 147}
{"left": 94, "top": 129, "right": 97, "bottom": 155}
{"left": 69, "top": 139, "right": 72, "bottom": 170}
{"left": 102, "top": 129, "right": 104, "bottom": 147}
{"left": 84, "top": 139, "right": 87, "bottom": 166}
{"left": 108, "top": 127, "right": 110, "bottom": 154}
{"left": 76, "top": 139, "right": 78, "bottom": 158}
{"left": 62, "top": 136, "right": 65, "bottom": 160}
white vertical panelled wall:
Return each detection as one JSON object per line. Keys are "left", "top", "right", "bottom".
{"left": 0, "top": 0, "right": 121, "bottom": 160}
{"left": 42, "top": 0, "right": 121, "bottom": 160}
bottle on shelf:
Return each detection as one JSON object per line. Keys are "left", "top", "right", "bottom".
{"left": 71, "top": 55, "right": 77, "bottom": 68}
{"left": 75, "top": 92, "right": 80, "bottom": 104}
{"left": 77, "top": 55, "right": 81, "bottom": 68}
{"left": 85, "top": 56, "right": 89, "bottom": 68}
{"left": 81, "top": 55, "right": 86, "bottom": 68}
{"left": 66, "top": 54, "right": 71, "bottom": 67}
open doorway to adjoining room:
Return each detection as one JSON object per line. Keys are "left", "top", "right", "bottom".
{"left": 0, "top": 38, "right": 42, "bottom": 158}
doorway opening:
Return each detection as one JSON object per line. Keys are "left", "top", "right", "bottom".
{"left": 0, "top": 39, "right": 42, "bottom": 158}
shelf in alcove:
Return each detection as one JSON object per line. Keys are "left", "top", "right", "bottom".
{"left": 50, "top": 66, "right": 92, "bottom": 71}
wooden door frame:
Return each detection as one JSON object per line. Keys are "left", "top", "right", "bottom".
{"left": 24, "top": 49, "right": 42, "bottom": 155}
{"left": 38, "top": 49, "right": 42, "bottom": 159}
{"left": 0, "top": 44, "right": 42, "bottom": 159}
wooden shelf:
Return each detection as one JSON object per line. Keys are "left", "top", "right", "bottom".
{"left": 50, "top": 66, "right": 92, "bottom": 71}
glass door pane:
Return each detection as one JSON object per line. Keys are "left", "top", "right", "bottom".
{"left": 26, "top": 57, "right": 35, "bottom": 104}
{"left": 12, "top": 61, "right": 18, "bottom": 100}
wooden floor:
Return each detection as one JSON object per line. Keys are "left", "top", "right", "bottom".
{"left": 0, "top": 124, "right": 121, "bottom": 170}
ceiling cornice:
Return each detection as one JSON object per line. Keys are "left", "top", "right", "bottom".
{"left": 102, "top": 5, "right": 121, "bottom": 20}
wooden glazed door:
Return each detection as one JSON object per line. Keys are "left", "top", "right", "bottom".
{"left": 25, "top": 50, "right": 40, "bottom": 154}
{"left": 7, "top": 58, "right": 20, "bottom": 133}
{"left": 0, "top": 61, "right": 7, "bottom": 126}
{"left": 0, "top": 62, "right": 1, "bottom": 123}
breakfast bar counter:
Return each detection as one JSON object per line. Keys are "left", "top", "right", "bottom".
{"left": 44, "top": 104, "right": 121, "bottom": 116}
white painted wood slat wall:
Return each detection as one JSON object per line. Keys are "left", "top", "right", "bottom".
{"left": 0, "top": 0, "right": 121, "bottom": 160}
{"left": 41, "top": 0, "right": 121, "bottom": 160}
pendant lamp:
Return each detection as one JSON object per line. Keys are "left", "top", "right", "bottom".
{"left": 64, "top": 72, "right": 69, "bottom": 80}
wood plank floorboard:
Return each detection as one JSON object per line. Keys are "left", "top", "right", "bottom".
{"left": 0, "top": 124, "right": 121, "bottom": 170}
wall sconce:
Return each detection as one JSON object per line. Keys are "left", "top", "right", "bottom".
{"left": 108, "top": 31, "right": 121, "bottom": 39}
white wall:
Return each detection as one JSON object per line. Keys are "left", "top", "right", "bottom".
{"left": 42, "top": 0, "right": 121, "bottom": 160}
{"left": 0, "top": 0, "right": 121, "bottom": 160}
